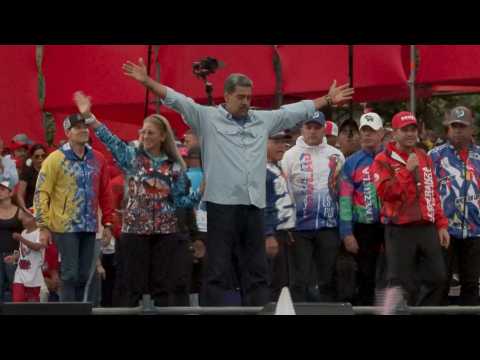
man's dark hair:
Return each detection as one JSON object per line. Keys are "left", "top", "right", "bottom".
{"left": 339, "top": 118, "right": 359, "bottom": 137}
{"left": 224, "top": 73, "right": 253, "bottom": 94}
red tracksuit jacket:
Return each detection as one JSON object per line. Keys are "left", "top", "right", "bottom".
{"left": 370, "top": 142, "right": 448, "bottom": 230}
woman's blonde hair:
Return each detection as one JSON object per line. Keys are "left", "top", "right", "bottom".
{"left": 143, "top": 114, "right": 186, "bottom": 170}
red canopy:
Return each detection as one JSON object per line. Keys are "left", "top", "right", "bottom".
{"left": 0, "top": 45, "right": 44, "bottom": 145}
{"left": 156, "top": 45, "right": 277, "bottom": 107}
{"left": 43, "top": 45, "right": 149, "bottom": 111}
{"left": 41, "top": 45, "right": 154, "bottom": 151}
{"left": 4, "top": 45, "right": 480, "bottom": 150}
{"left": 277, "top": 45, "right": 349, "bottom": 101}
{"left": 353, "top": 45, "right": 410, "bottom": 102}
{"left": 417, "top": 45, "right": 480, "bottom": 86}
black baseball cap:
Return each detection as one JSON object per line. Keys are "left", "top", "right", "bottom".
{"left": 63, "top": 113, "right": 86, "bottom": 131}
{"left": 269, "top": 131, "right": 292, "bottom": 140}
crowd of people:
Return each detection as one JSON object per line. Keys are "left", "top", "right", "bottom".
{"left": 0, "top": 58, "right": 479, "bottom": 314}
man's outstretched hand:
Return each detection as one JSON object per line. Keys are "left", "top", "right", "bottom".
{"left": 328, "top": 80, "right": 354, "bottom": 105}
{"left": 123, "top": 58, "right": 149, "bottom": 84}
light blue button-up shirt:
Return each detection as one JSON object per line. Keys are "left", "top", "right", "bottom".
{"left": 162, "top": 87, "right": 316, "bottom": 208}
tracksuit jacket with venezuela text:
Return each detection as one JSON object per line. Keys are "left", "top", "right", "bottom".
{"left": 339, "top": 148, "right": 382, "bottom": 240}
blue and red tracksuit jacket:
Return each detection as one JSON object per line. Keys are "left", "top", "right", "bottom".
{"left": 370, "top": 142, "right": 448, "bottom": 230}
{"left": 429, "top": 142, "right": 480, "bottom": 239}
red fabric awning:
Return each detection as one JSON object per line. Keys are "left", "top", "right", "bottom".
{"left": 0, "top": 45, "right": 44, "bottom": 145}
{"left": 431, "top": 85, "right": 480, "bottom": 94}
{"left": 277, "top": 45, "right": 349, "bottom": 100}
{"left": 41, "top": 45, "right": 156, "bottom": 157}
{"left": 417, "top": 45, "right": 480, "bottom": 86}
{"left": 5, "top": 44, "right": 480, "bottom": 151}
{"left": 353, "top": 45, "right": 411, "bottom": 102}
{"left": 156, "top": 45, "right": 277, "bottom": 106}
{"left": 43, "top": 45, "right": 149, "bottom": 111}
{"left": 276, "top": 45, "right": 414, "bottom": 103}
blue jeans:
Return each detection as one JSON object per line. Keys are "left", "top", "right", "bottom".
{"left": 0, "top": 256, "right": 16, "bottom": 302}
{"left": 53, "top": 232, "right": 96, "bottom": 302}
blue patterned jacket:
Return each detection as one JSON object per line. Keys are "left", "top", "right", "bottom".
{"left": 429, "top": 142, "right": 480, "bottom": 239}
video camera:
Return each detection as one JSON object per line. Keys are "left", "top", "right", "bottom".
{"left": 192, "top": 57, "right": 223, "bottom": 79}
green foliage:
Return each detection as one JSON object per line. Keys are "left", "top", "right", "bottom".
{"left": 36, "top": 45, "right": 45, "bottom": 108}
{"left": 42, "top": 112, "right": 56, "bottom": 146}
{"left": 369, "top": 94, "right": 480, "bottom": 141}
{"left": 36, "top": 45, "right": 56, "bottom": 146}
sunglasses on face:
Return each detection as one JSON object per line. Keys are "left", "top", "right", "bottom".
{"left": 33, "top": 154, "right": 47, "bottom": 159}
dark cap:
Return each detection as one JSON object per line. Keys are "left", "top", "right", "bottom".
{"left": 269, "top": 131, "right": 292, "bottom": 140}
{"left": 304, "top": 111, "right": 326, "bottom": 126}
{"left": 445, "top": 106, "right": 474, "bottom": 126}
{"left": 63, "top": 113, "right": 86, "bottom": 131}
{"left": 285, "top": 123, "right": 302, "bottom": 135}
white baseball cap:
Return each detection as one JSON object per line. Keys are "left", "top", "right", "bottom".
{"left": 359, "top": 112, "right": 383, "bottom": 131}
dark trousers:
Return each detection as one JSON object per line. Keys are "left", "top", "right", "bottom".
{"left": 352, "top": 223, "right": 385, "bottom": 305}
{"left": 190, "top": 232, "right": 208, "bottom": 294}
{"left": 385, "top": 224, "right": 446, "bottom": 306}
{"left": 0, "top": 257, "right": 16, "bottom": 302}
{"left": 204, "top": 202, "right": 270, "bottom": 307}
{"left": 290, "top": 228, "right": 341, "bottom": 302}
{"left": 117, "top": 232, "right": 193, "bottom": 307}
{"left": 443, "top": 236, "right": 480, "bottom": 305}
{"left": 267, "top": 230, "right": 291, "bottom": 302}
{"left": 100, "top": 253, "right": 116, "bottom": 307}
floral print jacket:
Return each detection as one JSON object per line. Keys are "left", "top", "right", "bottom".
{"left": 95, "top": 124, "right": 201, "bottom": 235}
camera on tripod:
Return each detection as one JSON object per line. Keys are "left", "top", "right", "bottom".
{"left": 192, "top": 57, "right": 223, "bottom": 79}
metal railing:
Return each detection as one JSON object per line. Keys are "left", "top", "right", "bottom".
{"left": 92, "top": 306, "right": 263, "bottom": 316}
{"left": 89, "top": 295, "right": 480, "bottom": 315}
{"left": 91, "top": 295, "right": 262, "bottom": 315}
{"left": 353, "top": 306, "right": 480, "bottom": 315}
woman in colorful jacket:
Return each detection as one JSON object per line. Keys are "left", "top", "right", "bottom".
{"left": 74, "top": 91, "right": 202, "bottom": 307}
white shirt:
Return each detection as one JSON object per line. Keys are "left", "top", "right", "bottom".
{"left": 14, "top": 229, "right": 45, "bottom": 287}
